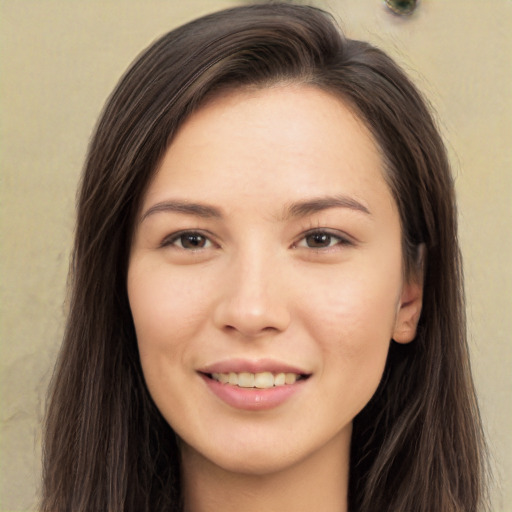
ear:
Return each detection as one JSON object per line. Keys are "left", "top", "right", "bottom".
{"left": 393, "top": 245, "right": 426, "bottom": 344}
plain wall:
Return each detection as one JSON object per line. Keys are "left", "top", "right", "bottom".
{"left": 1, "top": 1, "right": 510, "bottom": 510}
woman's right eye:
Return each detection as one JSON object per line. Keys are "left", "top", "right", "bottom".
{"left": 163, "top": 231, "right": 213, "bottom": 250}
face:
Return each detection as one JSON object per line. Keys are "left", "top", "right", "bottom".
{"left": 127, "top": 85, "right": 422, "bottom": 476}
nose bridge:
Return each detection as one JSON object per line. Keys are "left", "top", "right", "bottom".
{"left": 213, "top": 239, "right": 290, "bottom": 337}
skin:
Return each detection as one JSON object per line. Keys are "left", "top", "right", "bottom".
{"left": 127, "top": 84, "right": 423, "bottom": 512}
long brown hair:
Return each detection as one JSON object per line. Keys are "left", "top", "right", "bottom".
{"left": 42, "top": 3, "right": 488, "bottom": 511}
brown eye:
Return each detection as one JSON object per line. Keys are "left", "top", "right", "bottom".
{"left": 295, "top": 230, "right": 352, "bottom": 251}
{"left": 165, "top": 231, "right": 213, "bottom": 250}
{"left": 305, "top": 232, "right": 333, "bottom": 248}
{"left": 180, "top": 233, "right": 208, "bottom": 249}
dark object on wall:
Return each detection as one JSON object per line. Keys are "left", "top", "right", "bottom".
{"left": 384, "top": 0, "right": 418, "bottom": 16}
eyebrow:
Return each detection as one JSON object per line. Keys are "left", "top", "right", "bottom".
{"left": 140, "top": 194, "right": 371, "bottom": 224}
{"left": 280, "top": 195, "right": 371, "bottom": 220}
{"left": 140, "top": 200, "right": 223, "bottom": 223}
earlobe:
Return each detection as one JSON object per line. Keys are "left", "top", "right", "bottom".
{"left": 393, "top": 245, "right": 426, "bottom": 344}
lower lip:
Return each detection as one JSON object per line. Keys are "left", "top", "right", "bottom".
{"left": 200, "top": 374, "right": 306, "bottom": 411}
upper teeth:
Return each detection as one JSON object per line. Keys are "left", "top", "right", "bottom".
{"left": 211, "top": 371, "right": 300, "bottom": 389}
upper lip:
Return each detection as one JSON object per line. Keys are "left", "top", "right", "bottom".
{"left": 198, "top": 358, "right": 310, "bottom": 375}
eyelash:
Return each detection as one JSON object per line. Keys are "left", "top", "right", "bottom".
{"left": 162, "top": 228, "right": 353, "bottom": 252}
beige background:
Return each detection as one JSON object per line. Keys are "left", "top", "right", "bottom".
{"left": 1, "top": 1, "right": 510, "bottom": 510}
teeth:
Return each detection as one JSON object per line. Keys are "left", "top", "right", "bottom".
{"left": 254, "top": 371, "right": 274, "bottom": 389}
{"left": 285, "top": 373, "right": 297, "bottom": 385}
{"left": 210, "top": 371, "right": 301, "bottom": 388}
{"left": 238, "top": 372, "right": 255, "bottom": 388}
{"left": 274, "top": 372, "right": 286, "bottom": 386}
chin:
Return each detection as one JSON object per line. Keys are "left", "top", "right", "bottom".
{"left": 204, "top": 448, "right": 304, "bottom": 477}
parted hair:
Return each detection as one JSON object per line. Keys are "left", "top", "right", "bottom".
{"left": 42, "top": 3, "right": 488, "bottom": 511}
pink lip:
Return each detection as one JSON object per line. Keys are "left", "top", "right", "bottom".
{"left": 197, "top": 358, "right": 311, "bottom": 411}
{"left": 198, "top": 358, "right": 308, "bottom": 375}
{"left": 200, "top": 373, "right": 308, "bottom": 411}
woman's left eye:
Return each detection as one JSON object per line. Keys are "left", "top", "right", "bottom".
{"left": 163, "top": 231, "right": 213, "bottom": 250}
{"left": 295, "top": 230, "right": 351, "bottom": 249}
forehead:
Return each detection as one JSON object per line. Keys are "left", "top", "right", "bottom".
{"left": 142, "top": 84, "right": 393, "bottom": 219}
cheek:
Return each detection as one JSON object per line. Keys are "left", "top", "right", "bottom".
{"left": 127, "top": 262, "right": 217, "bottom": 429}
{"left": 297, "top": 260, "right": 401, "bottom": 401}
{"left": 127, "top": 262, "right": 212, "bottom": 363}
{"left": 300, "top": 265, "right": 401, "bottom": 348}
{"left": 314, "top": 291, "right": 393, "bottom": 376}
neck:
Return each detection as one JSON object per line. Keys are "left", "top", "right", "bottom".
{"left": 181, "top": 428, "right": 350, "bottom": 512}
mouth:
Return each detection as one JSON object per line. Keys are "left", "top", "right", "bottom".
{"left": 201, "top": 371, "right": 310, "bottom": 389}
{"left": 198, "top": 361, "right": 311, "bottom": 410}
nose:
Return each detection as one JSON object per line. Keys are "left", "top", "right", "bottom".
{"left": 213, "top": 249, "right": 291, "bottom": 339}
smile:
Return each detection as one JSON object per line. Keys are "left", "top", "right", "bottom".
{"left": 199, "top": 363, "right": 310, "bottom": 410}
{"left": 209, "top": 371, "right": 305, "bottom": 389}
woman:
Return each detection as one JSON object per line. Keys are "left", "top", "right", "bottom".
{"left": 42, "top": 3, "right": 488, "bottom": 511}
